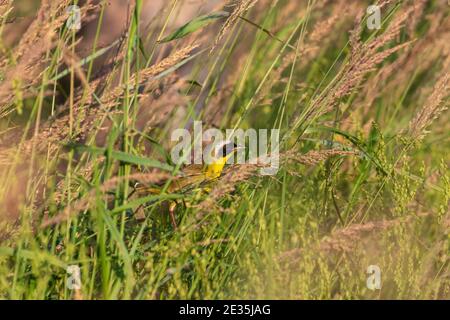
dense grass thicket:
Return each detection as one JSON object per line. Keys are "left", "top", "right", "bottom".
{"left": 0, "top": 0, "right": 448, "bottom": 299}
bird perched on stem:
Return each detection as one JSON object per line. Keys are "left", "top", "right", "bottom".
{"left": 131, "top": 141, "right": 241, "bottom": 228}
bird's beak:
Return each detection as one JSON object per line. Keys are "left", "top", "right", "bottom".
{"left": 231, "top": 146, "right": 245, "bottom": 155}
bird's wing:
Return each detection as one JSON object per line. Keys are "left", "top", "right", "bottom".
{"left": 132, "top": 164, "right": 213, "bottom": 195}
{"left": 181, "top": 164, "right": 205, "bottom": 176}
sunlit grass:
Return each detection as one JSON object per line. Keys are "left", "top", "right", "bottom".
{"left": 0, "top": 0, "right": 448, "bottom": 300}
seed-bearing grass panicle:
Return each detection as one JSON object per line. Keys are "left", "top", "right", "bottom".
{"left": 285, "top": 149, "right": 356, "bottom": 166}
{"left": 193, "top": 149, "right": 355, "bottom": 222}
{"left": 359, "top": 7, "right": 449, "bottom": 122}
{"left": 211, "top": 0, "right": 259, "bottom": 53}
{"left": 0, "top": 43, "right": 198, "bottom": 233}
{"left": 0, "top": 0, "right": 12, "bottom": 19}
{"left": 407, "top": 72, "right": 449, "bottom": 142}
{"left": 302, "top": 0, "right": 363, "bottom": 60}
{"left": 279, "top": 212, "right": 431, "bottom": 263}
{"left": 291, "top": 5, "right": 415, "bottom": 133}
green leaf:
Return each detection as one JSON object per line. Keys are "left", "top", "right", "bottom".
{"left": 98, "top": 208, "right": 135, "bottom": 292}
{"left": 67, "top": 143, "right": 174, "bottom": 172}
{"left": 159, "top": 11, "right": 229, "bottom": 43}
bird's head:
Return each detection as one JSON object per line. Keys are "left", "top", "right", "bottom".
{"left": 216, "top": 140, "right": 240, "bottom": 160}
{"left": 204, "top": 140, "right": 242, "bottom": 178}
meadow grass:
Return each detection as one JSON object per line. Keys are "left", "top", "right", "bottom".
{"left": 0, "top": 0, "right": 448, "bottom": 299}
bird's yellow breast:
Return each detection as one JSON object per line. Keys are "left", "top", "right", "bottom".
{"left": 205, "top": 157, "right": 227, "bottom": 179}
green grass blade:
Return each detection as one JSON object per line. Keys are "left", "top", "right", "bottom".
{"left": 159, "top": 11, "right": 229, "bottom": 43}
{"left": 66, "top": 143, "right": 174, "bottom": 171}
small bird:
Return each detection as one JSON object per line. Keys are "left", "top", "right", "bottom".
{"left": 131, "top": 141, "right": 241, "bottom": 228}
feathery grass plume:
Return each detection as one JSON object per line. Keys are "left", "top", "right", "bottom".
{"left": 407, "top": 72, "right": 449, "bottom": 141}
{"left": 50, "top": 155, "right": 107, "bottom": 208}
{"left": 41, "top": 172, "right": 172, "bottom": 228}
{"left": 407, "top": 0, "right": 427, "bottom": 37}
{"left": 211, "top": 0, "right": 258, "bottom": 53}
{"left": 319, "top": 212, "right": 433, "bottom": 253}
{"left": 335, "top": 9, "right": 412, "bottom": 101}
{"left": 0, "top": 0, "right": 12, "bottom": 18}
{"left": 19, "top": 45, "right": 196, "bottom": 157}
{"left": 300, "top": 5, "right": 414, "bottom": 126}
{"left": 75, "top": 44, "right": 197, "bottom": 145}
{"left": 254, "top": 50, "right": 296, "bottom": 106}
{"left": 194, "top": 163, "right": 261, "bottom": 219}
{"left": 8, "top": 0, "right": 97, "bottom": 63}
{"left": 0, "top": 0, "right": 448, "bottom": 300}
{"left": 279, "top": 212, "right": 431, "bottom": 262}
{"left": 195, "top": 149, "right": 354, "bottom": 218}
{"left": 302, "top": 0, "right": 362, "bottom": 60}
{"left": 319, "top": 218, "right": 410, "bottom": 253}
{"left": 306, "top": 12, "right": 339, "bottom": 45}
{"left": 284, "top": 149, "right": 355, "bottom": 166}
{"left": 134, "top": 77, "right": 187, "bottom": 132}
{"left": 0, "top": 0, "right": 97, "bottom": 113}
{"left": 0, "top": 146, "right": 12, "bottom": 166}
{"left": 60, "top": 43, "right": 90, "bottom": 90}
{"left": 272, "top": 0, "right": 304, "bottom": 28}
{"left": 101, "top": 43, "right": 198, "bottom": 107}
{"left": 18, "top": 76, "right": 105, "bottom": 156}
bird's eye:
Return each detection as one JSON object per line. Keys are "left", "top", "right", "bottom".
{"left": 222, "top": 145, "right": 229, "bottom": 156}
{"left": 222, "top": 142, "right": 235, "bottom": 156}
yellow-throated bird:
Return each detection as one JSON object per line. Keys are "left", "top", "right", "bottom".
{"left": 131, "top": 141, "right": 241, "bottom": 228}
